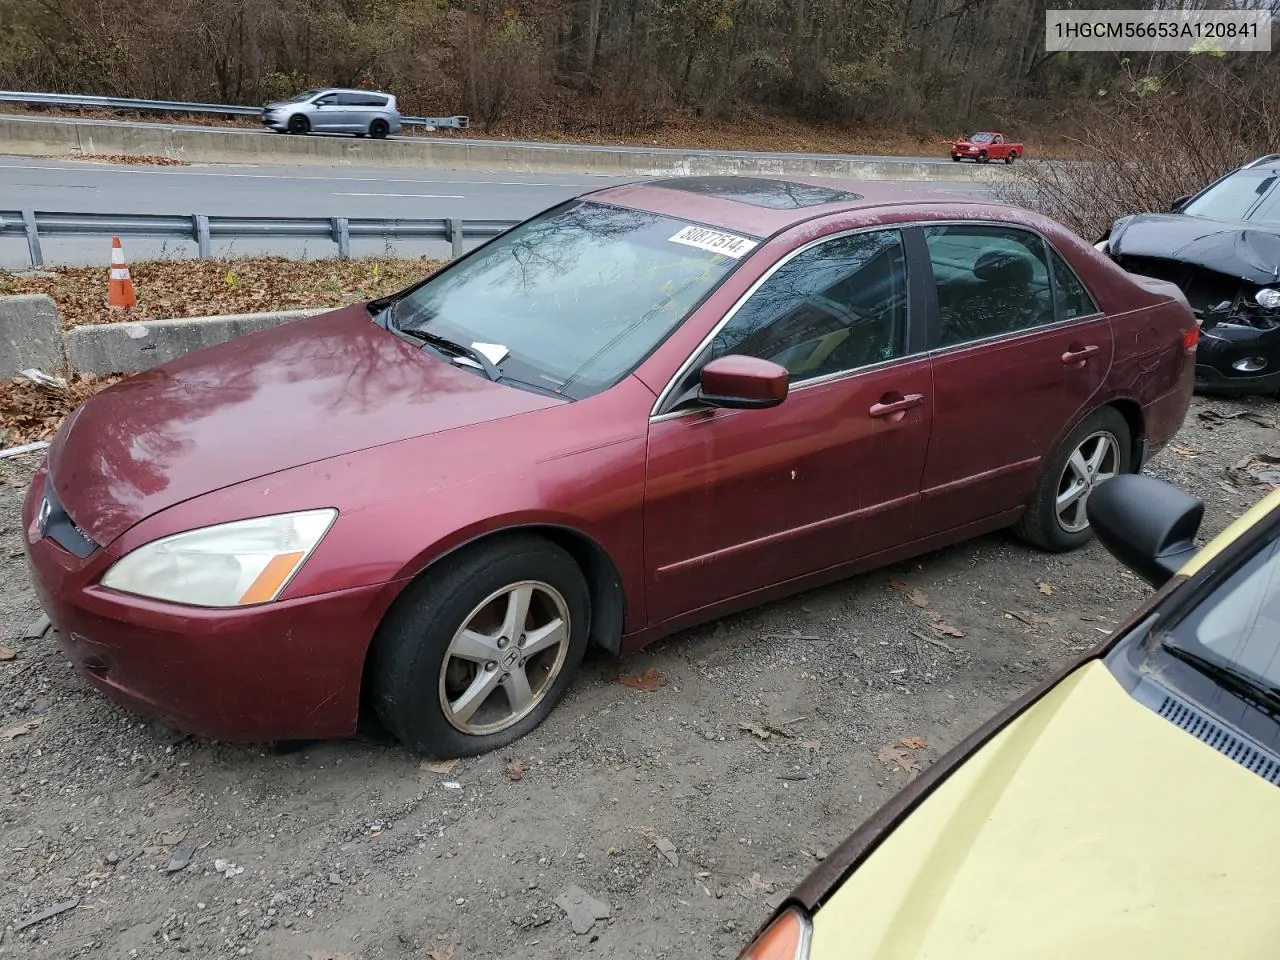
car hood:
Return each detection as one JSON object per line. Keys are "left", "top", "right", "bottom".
{"left": 1109, "top": 213, "right": 1280, "bottom": 285}
{"left": 808, "top": 661, "right": 1280, "bottom": 959}
{"left": 47, "top": 305, "right": 560, "bottom": 545}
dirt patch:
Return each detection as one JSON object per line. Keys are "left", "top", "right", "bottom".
{"left": 51, "top": 154, "right": 188, "bottom": 167}
{"left": 0, "top": 256, "right": 439, "bottom": 329}
{"left": 0, "top": 393, "right": 1274, "bottom": 958}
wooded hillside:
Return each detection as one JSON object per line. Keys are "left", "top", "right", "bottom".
{"left": 1, "top": 0, "right": 1277, "bottom": 145}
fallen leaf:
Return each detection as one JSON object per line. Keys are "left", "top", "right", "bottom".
{"left": 739, "top": 722, "right": 771, "bottom": 740}
{"left": 1036, "top": 581, "right": 1054, "bottom": 596}
{"left": 1170, "top": 444, "right": 1199, "bottom": 459}
{"left": 900, "top": 736, "right": 928, "bottom": 750}
{"left": 797, "top": 740, "right": 822, "bottom": 751}
{"left": 876, "top": 743, "right": 920, "bottom": 773}
{"left": 308, "top": 952, "right": 354, "bottom": 960}
{"left": 157, "top": 829, "right": 188, "bottom": 845}
{"left": 425, "top": 948, "right": 454, "bottom": 960}
{"left": 0, "top": 645, "right": 15, "bottom": 661}
{"left": 886, "top": 579, "right": 908, "bottom": 591}
{"left": 618, "top": 667, "right": 664, "bottom": 692}
{"left": 905, "top": 588, "right": 928, "bottom": 608}
{"left": 0, "top": 717, "right": 43, "bottom": 741}
{"left": 504, "top": 758, "right": 525, "bottom": 781}
{"left": 421, "top": 758, "right": 459, "bottom": 775}
{"left": 925, "top": 612, "right": 965, "bottom": 638}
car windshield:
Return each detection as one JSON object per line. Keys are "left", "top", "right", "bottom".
{"left": 1165, "top": 533, "right": 1280, "bottom": 693}
{"left": 287, "top": 89, "right": 322, "bottom": 103}
{"left": 391, "top": 201, "right": 749, "bottom": 399}
{"left": 969, "top": 133, "right": 994, "bottom": 143}
{"left": 1182, "top": 170, "right": 1280, "bottom": 224}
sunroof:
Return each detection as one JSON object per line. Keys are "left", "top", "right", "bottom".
{"left": 649, "top": 176, "right": 863, "bottom": 209}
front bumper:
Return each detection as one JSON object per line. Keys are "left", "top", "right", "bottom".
{"left": 1194, "top": 325, "right": 1280, "bottom": 396}
{"left": 261, "top": 113, "right": 286, "bottom": 131}
{"left": 21, "top": 464, "right": 397, "bottom": 743}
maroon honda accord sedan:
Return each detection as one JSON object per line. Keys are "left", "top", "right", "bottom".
{"left": 23, "top": 176, "right": 1197, "bottom": 756}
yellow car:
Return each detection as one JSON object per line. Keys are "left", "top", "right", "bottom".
{"left": 740, "top": 473, "right": 1280, "bottom": 960}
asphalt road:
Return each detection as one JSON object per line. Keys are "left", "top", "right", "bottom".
{"left": 0, "top": 155, "right": 998, "bottom": 267}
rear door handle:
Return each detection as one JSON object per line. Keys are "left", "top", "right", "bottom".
{"left": 1061, "top": 344, "right": 1099, "bottom": 365}
{"left": 869, "top": 394, "right": 926, "bottom": 418}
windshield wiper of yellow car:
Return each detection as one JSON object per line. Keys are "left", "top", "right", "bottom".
{"left": 1162, "top": 639, "right": 1280, "bottom": 719}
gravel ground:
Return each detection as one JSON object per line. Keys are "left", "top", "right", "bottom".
{"left": 2, "top": 393, "right": 1277, "bottom": 959}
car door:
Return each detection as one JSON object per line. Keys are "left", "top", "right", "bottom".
{"left": 915, "top": 222, "right": 1114, "bottom": 530}
{"left": 310, "top": 93, "right": 346, "bottom": 131}
{"left": 643, "top": 227, "right": 935, "bottom": 625}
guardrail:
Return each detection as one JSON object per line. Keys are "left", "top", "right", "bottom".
{"left": 0, "top": 91, "right": 470, "bottom": 130}
{"left": 0, "top": 211, "right": 519, "bottom": 266}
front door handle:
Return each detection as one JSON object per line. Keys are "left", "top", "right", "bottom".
{"left": 869, "top": 393, "right": 926, "bottom": 419}
{"left": 1061, "top": 344, "right": 1099, "bottom": 365}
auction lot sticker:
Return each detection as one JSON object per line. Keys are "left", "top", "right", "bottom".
{"left": 669, "top": 225, "right": 758, "bottom": 259}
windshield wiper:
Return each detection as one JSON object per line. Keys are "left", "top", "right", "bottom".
{"left": 1162, "top": 640, "right": 1280, "bottom": 719}
{"left": 396, "top": 326, "right": 502, "bottom": 382}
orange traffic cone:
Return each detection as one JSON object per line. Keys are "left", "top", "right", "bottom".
{"left": 108, "top": 236, "right": 137, "bottom": 309}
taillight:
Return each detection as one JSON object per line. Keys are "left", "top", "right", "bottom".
{"left": 739, "top": 907, "right": 813, "bottom": 960}
{"left": 1182, "top": 326, "right": 1199, "bottom": 353}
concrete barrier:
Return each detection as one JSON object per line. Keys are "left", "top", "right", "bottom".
{"left": 0, "top": 114, "right": 1004, "bottom": 183}
{"left": 65, "top": 308, "right": 323, "bottom": 375}
{"left": 0, "top": 294, "right": 67, "bottom": 375}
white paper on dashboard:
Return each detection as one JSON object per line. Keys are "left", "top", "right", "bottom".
{"left": 667, "top": 225, "right": 758, "bottom": 259}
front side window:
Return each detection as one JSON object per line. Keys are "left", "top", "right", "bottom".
{"left": 709, "top": 230, "right": 909, "bottom": 383}
{"left": 925, "top": 224, "right": 1053, "bottom": 347}
{"left": 391, "top": 201, "right": 747, "bottom": 399}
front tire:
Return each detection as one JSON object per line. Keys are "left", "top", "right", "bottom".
{"left": 1014, "top": 407, "right": 1132, "bottom": 552}
{"left": 978, "top": 150, "right": 989, "bottom": 164}
{"left": 369, "top": 537, "right": 590, "bottom": 757}
{"left": 287, "top": 114, "right": 310, "bottom": 135}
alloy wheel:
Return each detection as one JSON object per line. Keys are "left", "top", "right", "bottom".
{"left": 1055, "top": 430, "right": 1120, "bottom": 533}
{"left": 438, "top": 581, "right": 571, "bottom": 736}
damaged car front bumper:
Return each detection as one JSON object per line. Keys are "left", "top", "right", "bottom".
{"left": 1103, "top": 215, "right": 1280, "bottom": 396}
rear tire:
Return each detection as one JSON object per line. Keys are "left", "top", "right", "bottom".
{"left": 1005, "top": 150, "right": 1018, "bottom": 164}
{"left": 1014, "top": 407, "right": 1132, "bottom": 552}
{"left": 287, "top": 114, "right": 310, "bottom": 135}
{"left": 369, "top": 119, "right": 390, "bottom": 139}
{"left": 978, "top": 150, "right": 989, "bottom": 164}
{"left": 369, "top": 537, "right": 590, "bottom": 758}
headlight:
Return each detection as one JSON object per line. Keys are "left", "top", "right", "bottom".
{"left": 1256, "top": 288, "right": 1280, "bottom": 309}
{"left": 101, "top": 509, "right": 337, "bottom": 607}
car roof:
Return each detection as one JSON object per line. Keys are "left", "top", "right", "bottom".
{"left": 582, "top": 175, "right": 1017, "bottom": 239}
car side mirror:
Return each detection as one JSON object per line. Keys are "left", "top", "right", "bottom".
{"left": 1086, "top": 474, "right": 1204, "bottom": 588}
{"left": 1170, "top": 194, "right": 1191, "bottom": 212}
{"left": 698, "top": 356, "right": 789, "bottom": 410}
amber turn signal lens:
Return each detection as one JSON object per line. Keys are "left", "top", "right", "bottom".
{"left": 739, "top": 907, "right": 812, "bottom": 960}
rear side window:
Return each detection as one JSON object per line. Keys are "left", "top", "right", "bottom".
{"left": 338, "top": 93, "right": 388, "bottom": 107}
{"left": 924, "top": 224, "right": 1053, "bottom": 347}
{"left": 1050, "top": 249, "right": 1099, "bottom": 320}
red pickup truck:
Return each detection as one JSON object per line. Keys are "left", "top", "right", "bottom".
{"left": 950, "top": 132, "right": 1023, "bottom": 164}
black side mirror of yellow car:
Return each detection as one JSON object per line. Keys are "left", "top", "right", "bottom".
{"left": 1087, "top": 474, "right": 1205, "bottom": 588}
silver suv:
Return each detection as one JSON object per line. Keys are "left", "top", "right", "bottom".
{"left": 262, "top": 88, "right": 402, "bottom": 139}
